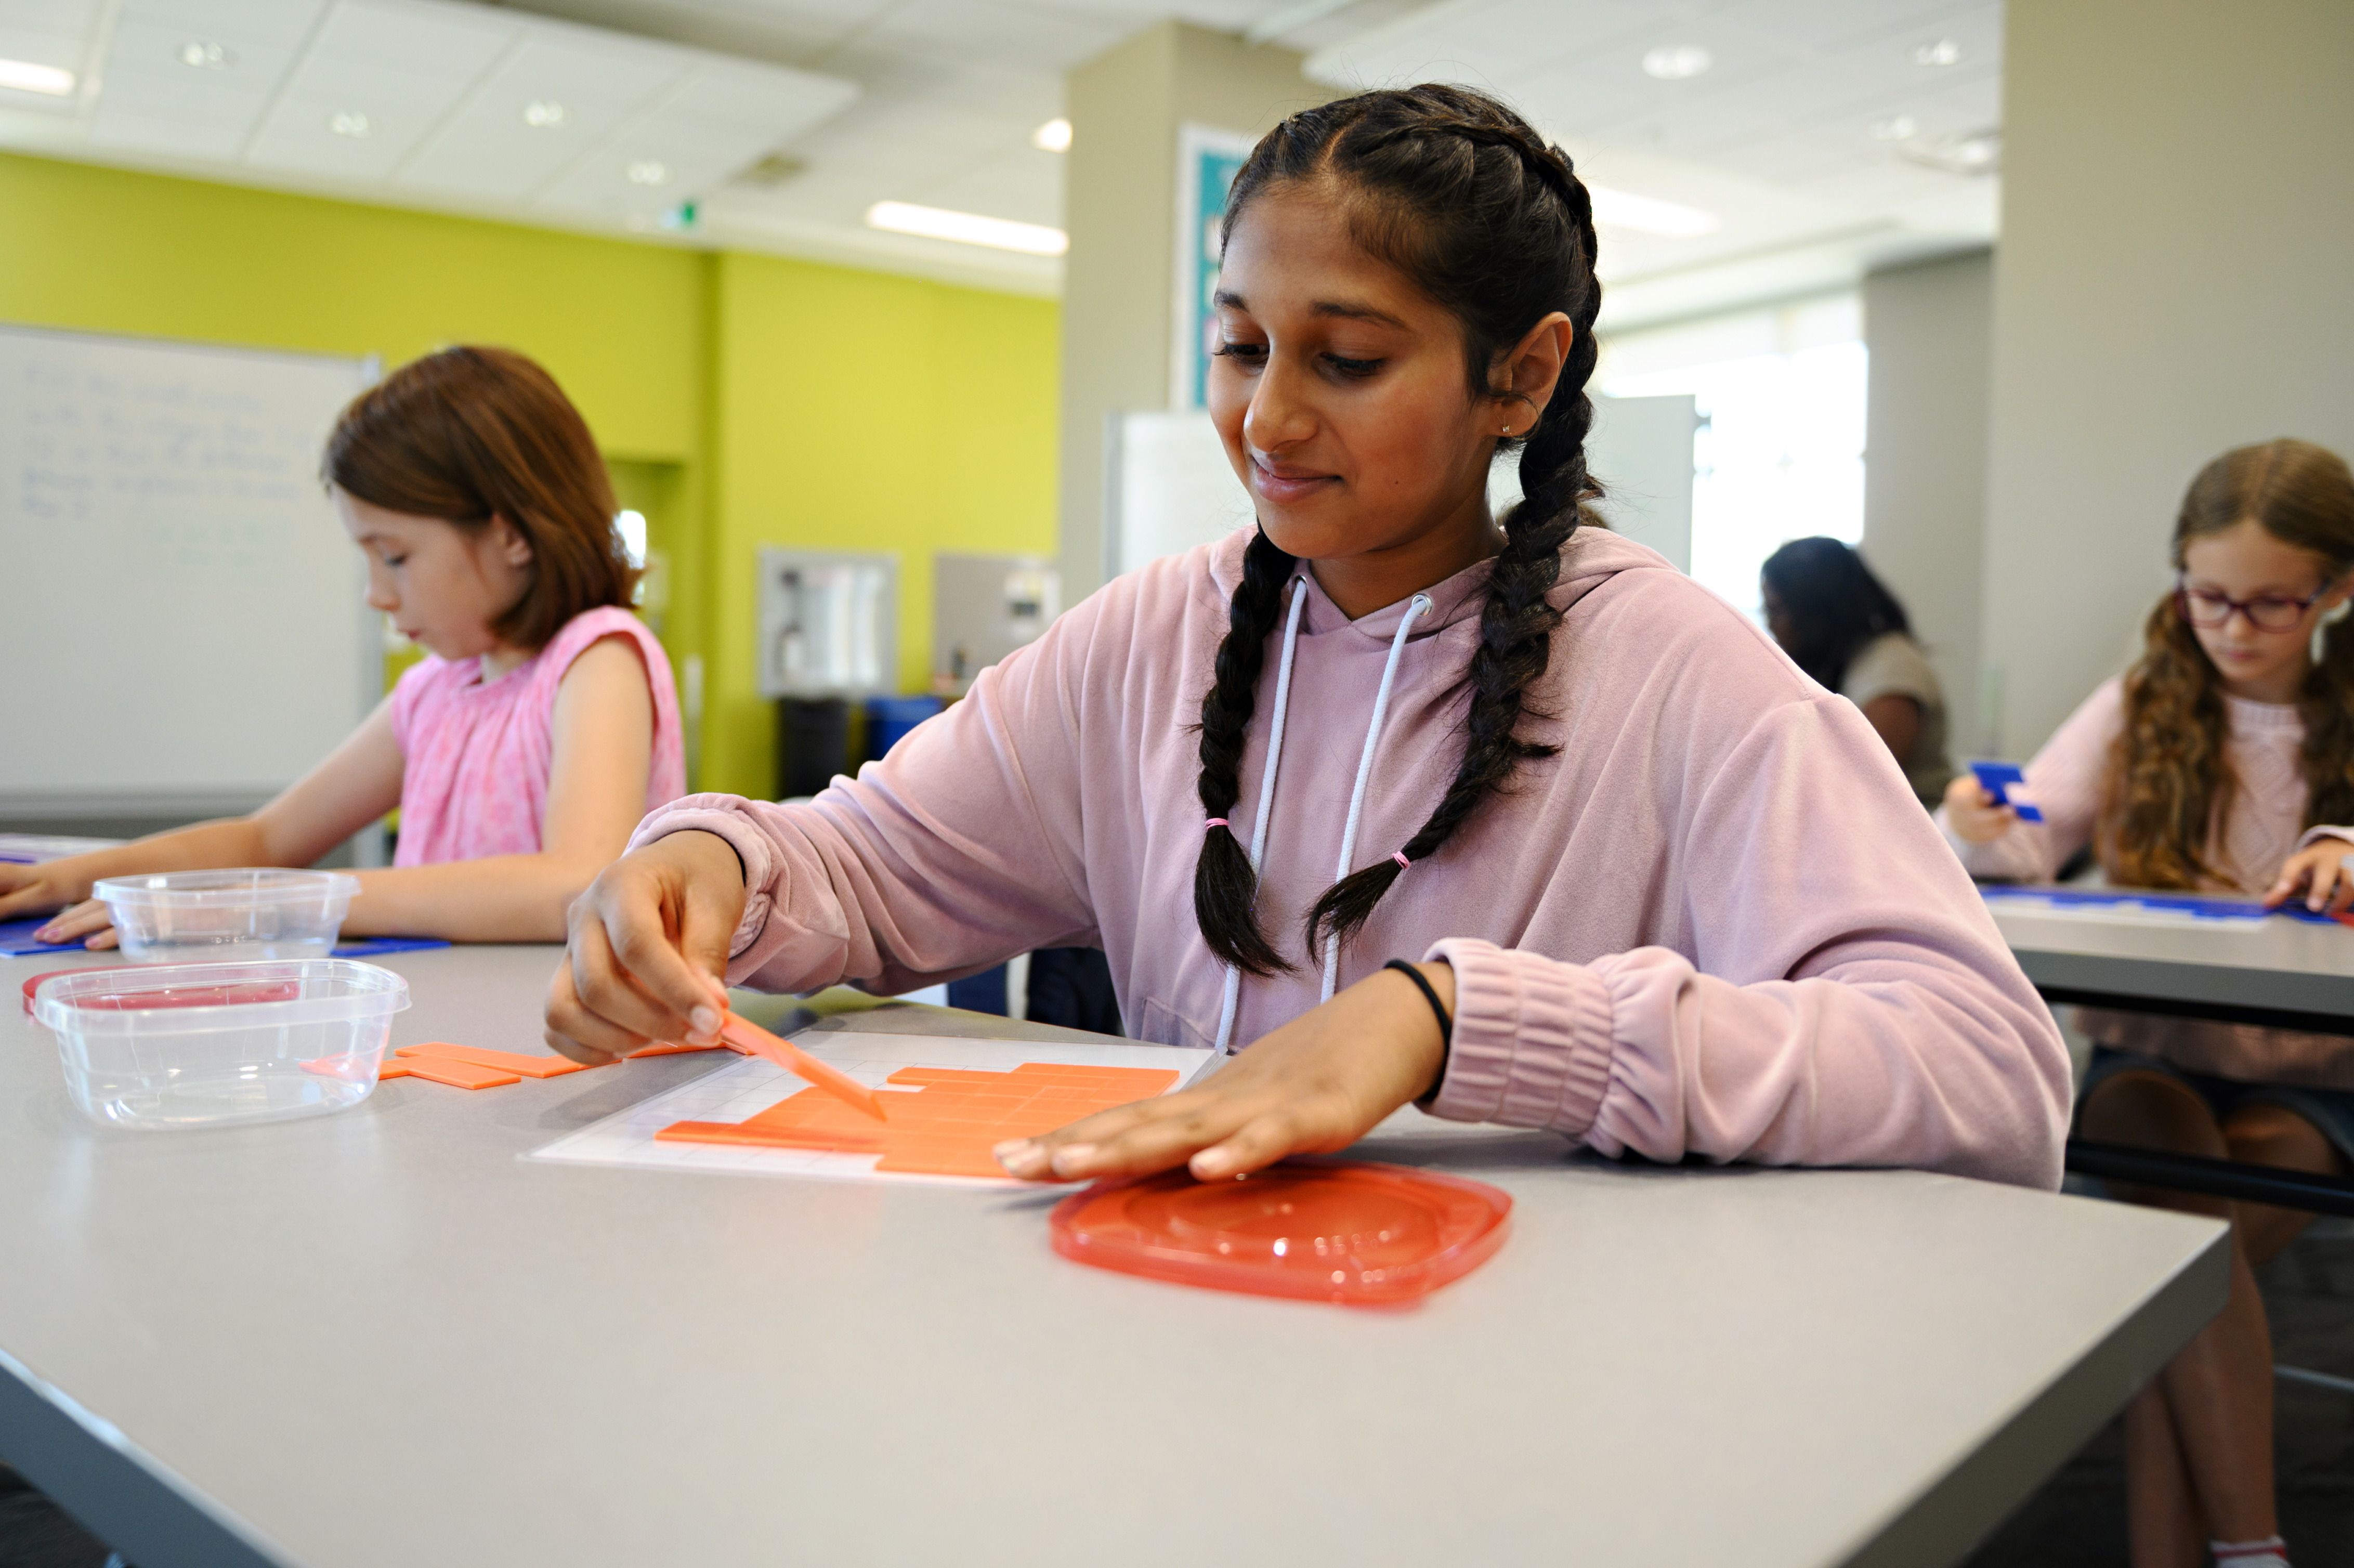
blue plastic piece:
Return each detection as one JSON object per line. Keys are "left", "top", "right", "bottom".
{"left": 1969, "top": 761, "right": 2044, "bottom": 822}
{"left": 866, "top": 695, "right": 944, "bottom": 761}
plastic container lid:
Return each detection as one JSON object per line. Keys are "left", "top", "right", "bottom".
{"left": 1049, "top": 1157, "right": 1512, "bottom": 1306}
{"left": 33, "top": 960, "right": 403, "bottom": 1036}
{"left": 92, "top": 868, "right": 360, "bottom": 908}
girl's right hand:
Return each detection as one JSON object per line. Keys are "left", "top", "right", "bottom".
{"left": 1942, "top": 772, "right": 2017, "bottom": 843}
{"left": 543, "top": 831, "right": 748, "bottom": 1064}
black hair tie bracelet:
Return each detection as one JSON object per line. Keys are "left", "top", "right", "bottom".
{"left": 1383, "top": 960, "right": 1454, "bottom": 1106}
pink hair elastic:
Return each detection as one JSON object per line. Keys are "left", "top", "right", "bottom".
{"left": 1205, "top": 818, "right": 1230, "bottom": 830}
{"left": 1391, "top": 851, "right": 1412, "bottom": 871}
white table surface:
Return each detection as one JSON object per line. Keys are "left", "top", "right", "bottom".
{"left": 3, "top": 944, "right": 2228, "bottom": 1568}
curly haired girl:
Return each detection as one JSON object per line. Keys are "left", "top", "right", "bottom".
{"left": 1943, "top": 437, "right": 2354, "bottom": 1568}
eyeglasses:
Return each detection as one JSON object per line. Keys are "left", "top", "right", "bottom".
{"left": 2174, "top": 576, "right": 2333, "bottom": 633}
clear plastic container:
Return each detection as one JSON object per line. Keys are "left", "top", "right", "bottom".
{"left": 93, "top": 869, "right": 361, "bottom": 963}
{"left": 33, "top": 960, "right": 410, "bottom": 1130}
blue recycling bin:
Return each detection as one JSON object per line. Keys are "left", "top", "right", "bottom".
{"left": 864, "top": 695, "right": 943, "bottom": 763}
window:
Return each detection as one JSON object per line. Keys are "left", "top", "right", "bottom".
{"left": 1599, "top": 294, "right": 1866, "bottom": 620}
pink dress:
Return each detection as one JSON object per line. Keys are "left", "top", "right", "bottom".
{"left": 389, "top": 606, "right": 685, "bottom": 867}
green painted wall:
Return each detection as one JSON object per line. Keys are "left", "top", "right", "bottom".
{"left": 0, "top": 151, "right": 1060, "bottom": 800}
{"left": 705, "top": 252, "right": 1060, "bottom": 798}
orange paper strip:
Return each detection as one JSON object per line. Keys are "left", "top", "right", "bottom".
{"left": 395, "top": 1056, "right": 522, "bottom": 1090}
{"left": 397, "top": 1042, "right": 600, "bottom": 1078}
{"left": 719, "top": 1012, "right": 888, "bottom": 1122}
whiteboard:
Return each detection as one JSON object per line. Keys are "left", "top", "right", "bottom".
{"left": 1490, "top": 393, "right": 1697, "bottom": 571}
{"left": 0, "top": 324, "right": 377, "bottom": 814}
{"left": 1104, "top": 410, "right": 1251, "bottom": 577}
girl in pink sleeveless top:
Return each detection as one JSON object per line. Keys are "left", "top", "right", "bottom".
{"left": 2, "top": 346, "right": 685, "bottom": 947}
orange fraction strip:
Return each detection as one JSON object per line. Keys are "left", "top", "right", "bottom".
{"left": 717, "top": 1011, "right": 889, "bottom": 1122}
{"left": 397, "top": 1042, "right": 604, "bottom": 1079}
{"left": 390, "top": 1056, "right": 521, "bottom": 1090}
{"left": 657, "top": 1061, "right": 1181, "bottom": 1177}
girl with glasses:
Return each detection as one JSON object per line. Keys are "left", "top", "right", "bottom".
{"left": 1942, "top": 437, "right": 2354, "bottom": 1568}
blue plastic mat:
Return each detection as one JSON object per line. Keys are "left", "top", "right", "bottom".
{"left": 0, "top": 917, "right": 81, "bottom": 957}
{"left": 331, "top": 936, "right": 452, "bottom": 958}
{"left": 1979, "top": 885, "right": 2346, "bottom": 925}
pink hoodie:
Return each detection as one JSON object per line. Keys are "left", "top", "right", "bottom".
{"left": 634, "top": 528, "right": 2069, "bottom": 1188}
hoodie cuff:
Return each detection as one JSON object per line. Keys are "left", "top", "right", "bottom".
{"left": 2295, "top": 825, "right": 2354, "bottom": 853}
{"left": 1420, "top": 937, "right": 1615, "bottom": 1139}
{"left": 628, "top": 796, "right": 778, "bottom": 960}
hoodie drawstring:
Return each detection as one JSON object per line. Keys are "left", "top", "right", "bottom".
{"left": 1323, "top": 594, "right": 1433, "bottom": 1000}
{"left": 1210, "top": 585, "right": 1432, "bottom": 1051}
{"left": 1212, "top": 576, "right": 1309, "bottom": 1054}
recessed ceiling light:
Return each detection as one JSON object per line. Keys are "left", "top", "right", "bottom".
{"left": 178, "top": 41, "right": 232, "bottom": 69}
{"left": 1587, "top": 184, "right": 1716, "bottom": 237}
{"left": 1641, "top": 45, "right": 1712, "bottom": 81}
{"left": 1031, "top": 117, "right": 1072, "bottom": 152}
{"left": 522, "top": 100, "right": 567, "bottom": 128}
{"left": 1872, "top": 115, "right": 1919, "bottom": 141}
{"left": 626, "top": 160, "right": 669, "bottom": 186}
{"left": 329, "top": 111, "right": 371, "bottom": 138}
{"left": 1911, "top": 37, "right": 1964, "bottom": 66}
{"left": 0, "top": 58, "right": 75, "bottom": 96}
{"left": 866, "top": 201, "right": 1068, "bottom": 256}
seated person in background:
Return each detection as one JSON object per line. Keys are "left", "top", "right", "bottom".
{"left": 1761, "top": 536, "right": 1954, "bottom": 807}
{"left": 0, "top": 346, "right": 685, "bottom": 946}
{"left": 1941, "top": 438, "right": 2354, "bottom": 1568}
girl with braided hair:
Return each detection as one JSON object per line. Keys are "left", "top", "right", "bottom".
{"left": 546, "top": 85, "right": 2067, "bottom": 1193}
{"left": 1942, "top": 439, "right": 2354, "bottom": 1568}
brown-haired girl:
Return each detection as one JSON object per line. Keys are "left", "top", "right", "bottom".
{"left": 548, "top": 87, "right": 2065, "bottom": 1193}
{"left": 0, "top": 346, "right": 684, "bottom": 945}
{"left": 1944, "top": 438, "right": 2354, "bottom": 1568}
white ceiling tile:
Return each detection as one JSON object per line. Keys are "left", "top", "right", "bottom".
{"left": 396, "top": 35, "right": 685, "bottom": 199}
{"left": 241, "top": 0, "right": 519, "bottom": 178}
{"left": 908, "top": 141, "right": 1061, "bottom": 225}
{"left": 860, "top": 0, "right": 1126, "bottom": 73}
{"left": 82, "top": 108, "right": 252, "bottom": 155}
{"left": 532, "top": 54, "right": 855, "bottom": 215}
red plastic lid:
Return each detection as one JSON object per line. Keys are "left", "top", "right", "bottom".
{"left": 22, "top": 969, "right": 103, "bottom": 1015}
{"left": 1049, "top": 1157, "right": 1511, "bottom": 1306}
{"left": 24, "top": 970, "right": 300, "bottom": 1016}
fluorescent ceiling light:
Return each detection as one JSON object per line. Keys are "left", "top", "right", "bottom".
{"left": 1911, "top": 38, "right": 1963, "bottom": 66}
{"left": 1031, "top": 117, "right": 1071, "bottom": 152}
{"left": 524, "top": 100, "right": 568, "bottom": 128}
{"left": 626, "top": 160, "right": 668, "bottom": 186}
{"left": 179, "top": 41, "right": 231, "bottom": 69}
{"left": 329, "top": 111, "right": 371, "bottom": 137}
{"left": 0, "top": 58, "right": 75, "bottom": 96}
{"left": 1872, "top": 115, "right": 1918, "bottom": 141}
{"left": 1587, "top": 185, "right": 1716, "bottom": 238}
{"left": 1641, "top": 45, "right": 1711, "bottom": 81}
{"left": 866, "top": 201, "right": 1068, "bottom": 256}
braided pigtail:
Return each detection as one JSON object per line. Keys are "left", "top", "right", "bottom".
{"left": 1214, "top": 87, "right": 1605, "bottom": 955}
{"left": 1193, "top": 528, "right": 1302, "bottom": 974}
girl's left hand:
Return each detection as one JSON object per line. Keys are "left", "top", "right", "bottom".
{"left": 2264, "top": 840, "right": 2354, "bottom": 914}
{"left": 993, "top": 962, "right": 1454, "bottom": 1183}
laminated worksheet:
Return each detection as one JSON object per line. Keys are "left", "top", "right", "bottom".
{"left": 528, "top": 1031, "right": 1209, "bottom": 1187}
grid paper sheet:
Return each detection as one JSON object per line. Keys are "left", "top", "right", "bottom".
{"left": 527, "top": 1030, "right": 1210, "bottom": 1188}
